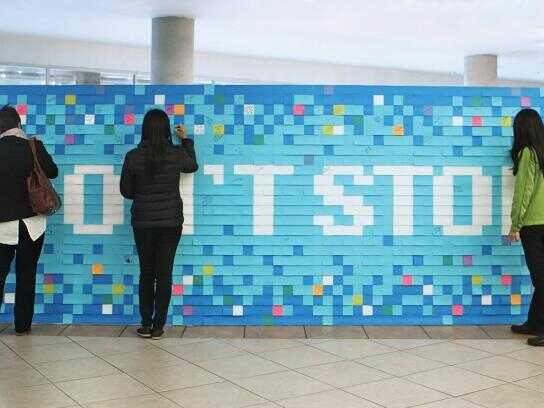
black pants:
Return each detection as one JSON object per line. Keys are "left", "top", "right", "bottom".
{"left": 133, "top": 226, "right": 182, "bottom": 329}
{"left": 0, "top": 221, "right": 44, "bottom": 332}
{"left": 520, "top": 225, "right": 544, "bottom": 334}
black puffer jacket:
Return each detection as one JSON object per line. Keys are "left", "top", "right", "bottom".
{"left": 120, "top": 139, "right": 198, "bottom": 228}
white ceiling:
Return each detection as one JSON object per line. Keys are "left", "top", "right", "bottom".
{"left": 2, "top": 0, "right": 544, "bottom": 79}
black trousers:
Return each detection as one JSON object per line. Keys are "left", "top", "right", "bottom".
{"left": 520, "top": 225, "right": 544, "bottom": 334}
{"left": 133, "top": 226, "right": 182, "bottom": 329}
{"left": 0, "top": 221, "right": 44, "bottom": 332}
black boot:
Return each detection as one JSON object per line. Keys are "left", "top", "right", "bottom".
{"left": 511, "top": 323, "right": 538, "bottom": 335}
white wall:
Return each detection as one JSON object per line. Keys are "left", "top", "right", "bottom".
{"left": 1, "top": 32, "right": 543, "bottom": 86}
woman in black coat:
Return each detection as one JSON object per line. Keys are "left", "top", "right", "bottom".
{"left": 0, "top": 105, "right": 58, "bottom": 335}
{"left": 120, "top": 109, "right": 198, "bottom": 339}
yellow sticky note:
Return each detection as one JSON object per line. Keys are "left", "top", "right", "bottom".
{"left": 65, "top": 95, "right": 76, "bottom": 105}
{"left": 472, "top": 276, "right": 482, "bottom": 285}
{"left": 313, "top": 285, "right": 323, "bottom": 296}
{"left": 323, "top": 125, "right": 334, "bottom": 136}
{"left": 174, "top": 104, "right": 185, "bottom": 115}
{"left": 112, "top": 284, "right": 125, "bottom": 295}
{"left": 393, "top": 124, "right": 404, "bottom": 136}
{"left": 352, "top": 294, "right": 363, "bottom": 305}
{"left": 203, "top": 264, "right": 215, "bottom": 276}
{"left": 44, "top": 284, "right": 54, "bottom": 294}
{"left": 502, "top": 116, "right": 512, "bottom": 127}
{"left": 92, "top": 264, "right": 104, "bottom": 275}
{"left": 213, "top": 124, "right": 224, "bottom": 136}
{"left": 511, "top": 294, "right": 521, "bottom": 305}
{"left": 333, "top": 105, "right": 345, "bottom": 115}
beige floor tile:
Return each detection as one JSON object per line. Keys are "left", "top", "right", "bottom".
{"left": 199, "top": 353, "right": 286, "bottom": 380}
{"left": 453, "top": 339, "right": 529, "bottom": 355}
{"left": 506, "top": 347, "right": 544, "bottom": 366}
{"left": 311, "top": 339, "right": 396, "bottom": 359}
{"left": 0, "top": 324, "right": 7, "bottom": 333}
{"left": 35, "top": 356, "right": 121, "bottom": 382}
{"left": 0, "top": 350, "right": 29, "bottom": 369}
{"left": 1, "top": 324, "right": 67, "bottom": 336}
{"left": 305, "top": 326, "right": 367, "bottom": 339}
{"left": 405, "top": 366, "right": 504, "bottom": 396}
{"left": 365, "top": 326, "right": 429, "bottom": 339}
{"left": 224, "top": 338, "right": 302, "bottom": 353}
{"left": 121, "top": 325, "right": 185, "bottom": 338}
{"left": 70, "top": 336, "right": 157, "bottom": 356}
{"left": 102, "top": 347, "right": 183, "bottom": 371}
{"left": 260, "top": 345, "right": 343, "bottom": 368}
{"left": 406, "top": 341, "right": 492, "bottom": 364}
{"left": 344, "top": 377, "right": 447, "bottom": 408}
{"left": 0, "top": 333, "right": 72, "bottom": 351}
{"left": 514, "top": 373, "right": 544, "bottom": 393}
{"left": 463, "top": 384, "right": 544, "bottom": 408}
{"left": 56, "top": 373, "right": 153, "bottom": 405}
{"left": 297, "top": 360, "right": 391, "bottom": 388}
{"left": 424, "top": 326, "right": 489, "bottom": 339}
{"left": 372, "top": 338, "right": 444, "bottom": 350}
{"left": 458, "top": 355, "right": 544, "bottom": 382}
{"left": 480, "top": 325, "right": 530, "bottom": 339}
{"left": 277, "top": 389, "right": 380, "bottom": 408}
{"left": 357, "top": 351, "right": 445, "bottom": 376}
{"left": 163, "top": 381, "right": 265, "bottom": 408}
{"left": 126, "top": 360, "right": 222, "bottom": 392}
{"left": 0, "top": 383, "right": 76, "bottom": 408}
{"left": 0, "top": 361, "right": 48, "bottom": 390}
{"left": 61, "top": 325, "right": 125, "bottom": 337}
{"left": 16, "top": 341, "right": 94, "bottom": 364}
{"left": 246, "top": 404, "right": 282, "bottom": 408}
{"left": 183, "top": 325, "right": 244, "bottom": 338}
{"left": 151, "top": 337, "right": 208, "bottom": 350}
{"left": 245, "top": 326, "right": 306, "bottom": 339}
{"left": 82, "top": 394, "right": 179, "bottom": 408}
{"left": 414, "top": 398, "right": 485, "bottom": 408}
{"left": 163, "top": 339, "right": 246, "bottom": 363}
{"left": 233, "top": 370, "right": 332, "bottom": 401}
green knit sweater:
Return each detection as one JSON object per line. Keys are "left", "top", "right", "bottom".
{"left": 511, "top": 147, "right": 544, "bottom": 231}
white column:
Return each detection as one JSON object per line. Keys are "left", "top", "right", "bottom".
{"left": 151, "top": 16, "right": 194, "bottom": 84}
{"left": 464, "top": 54, "right": 497, "bottom": 86}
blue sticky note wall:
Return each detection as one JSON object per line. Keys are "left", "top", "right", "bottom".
{"left": 0, "top": 85, "right": 539, "bottom": 326}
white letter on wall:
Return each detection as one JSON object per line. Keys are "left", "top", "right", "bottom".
{"left": 64, "top": 165, "right": 123, "bottom": 234}
{"left": 433, "top": 166, "right": 492, "bottom": 235}
{"left": 234, "top": 165, "right": 294, "bottom": 235}
{"left": 180, "top": 173, "right": 194, "bottom": 235}
{"left": 374, "top": 166, "right": 433, "bottom": 235}
{"left": 501, "top": 166, "right": 515, "bottom": 235}
{"left": 313, "top": 166, "right": 374, "bottom": 235}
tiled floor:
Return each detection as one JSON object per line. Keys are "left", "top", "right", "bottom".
{"left": 0, "top": 325, "right": 542, "bottom": 408}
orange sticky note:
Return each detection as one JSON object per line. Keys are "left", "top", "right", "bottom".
{"left": 92, "top": 264, "right": 104, "bottom": 275}
{"left": 393, "top": 124, "right": 404, "bottom": 136}
{"left": 174, "top": 104, "right": 185, "bottom": 115}
{"left": 313, "top": 285, "right": 323, "bottom": 296}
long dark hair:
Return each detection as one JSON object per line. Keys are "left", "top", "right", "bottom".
{"left": 0, "top": 105, "right": 22, "bottom": 134}
{"left": 140, "top": 109, "right": 172, "bottom": 177}
{"left": 511, "top": 108, "right": 544, "bottom": 175}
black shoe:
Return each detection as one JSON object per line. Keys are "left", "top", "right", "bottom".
{"left": 136, "top": 326, "right": 152, "bottom": 338}
{"left": 151, "top": 327, "right": 164, "bottom": 340}
{"left": 511, "top": 323, "right": 538, "bottom": 335}
{"left": 527, "top": 336, "right": 544, "bottom": 347}
{"left": 14, "top": 328, "right": 31, "bottom": 336}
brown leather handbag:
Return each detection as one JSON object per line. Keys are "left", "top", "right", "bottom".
{"left": 27, "top": 138, "right": 62, "bottom": 215}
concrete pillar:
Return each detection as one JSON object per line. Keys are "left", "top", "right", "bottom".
{"left": 75, "top": 71, "right": 101, "bottom": 85}
{"left": 151, "top": 16, "right": 194, "bottom": 84}
{"left": 464, "top": 54, "right": 498, "bottom": 86}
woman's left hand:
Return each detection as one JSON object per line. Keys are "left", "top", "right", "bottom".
{"left": 508, "top": 228, "right": 520, "bottom": 242}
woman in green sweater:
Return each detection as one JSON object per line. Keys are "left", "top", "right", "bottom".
{"left": 508, "top": 108, "right": 544, "bottom": 347}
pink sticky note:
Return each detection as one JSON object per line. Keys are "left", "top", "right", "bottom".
{"left": 124, "top": 113, "right": 135, "bottom": 125}
{"left": 65, "top": 135, "right": 75, "bottom": 145}
{"left": 172, "top": 285, "right": 183, "bottom": 296}
{"left": 463, "top": 255, "right": 473, "bottom": 266}
{"left": 293, "top": 104, "right": 305, "bottom": 115}
{"left": 402, "top": 275, "right": 413, "bottom": 285}
{"left": 272, "top": 305, "right": 283, "bottom": 316}
{"left": 44, "top": 275, "right": 54, "bottom": 284}
{"left": 472, "top": 116, "right": 482, "bottom": 127}
{"left": 501, "top": 275, "right": 512, "bottom": 286}
{"left": 452, "top": 305, "right": 464, "bottom": 316}
{"left": 521, "top": 96, "right": 531, "bottom": 107}
{"left": 16, "top": 104, "right": 28, "bottom": 115}
{"left": 183, "top": 305, "right": 193, "bottom": 315}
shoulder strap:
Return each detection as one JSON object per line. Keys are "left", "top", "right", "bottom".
{"left": 28, "top": 138, "right": 45, "bottom": 173}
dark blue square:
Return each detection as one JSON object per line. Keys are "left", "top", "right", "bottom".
{"left": 73, "top": 254, "right": 83, "bottom": 264}
{"left": 284, "top": 135, "right": 294, "bottom": 145}
{"left": 223, "top": 255, "right": 233, "bottom": 266}
{"left": 243, "top": 275, "right": 252, "bottom": 285}
{"left": 493, "top": 107, "right": 501, "bottom": 116}
{"left": 234, "top": 114, "right": 244, "bottom": 125}
{"left": 453, "top": 146, "right": 463, "bottom": 156}
{"left": 384, "top": 116, "right": 393, "bottom": 126}
{"left": 263, "top": 255, "right": 273, "bottom": 265}
{"left": 293, "top": 245, "right": 303, "bottom": 256}
{"left": 482, "top": 245, "right": 492, "bottom": 255}
{"left": 463, "top": 126, "right": 473, "bottom": 136}
{"left": 274, "top": 115, "right": 283, "bottom": 125}
{"left": 394, "top": 106, "right": 403, "bottom": 115}
{"left": 383, "top": 235, "right": 393, "bottom": 246}
{"left": 264, "top": 125, "right": 274, "bottom": 134}
{"left": 493, "top": 127, "right": 501, "bottom": 136}
{"left": 44, "top": 244, "right": 54, "bottom": 254}
{"left": 492, "top": 265, "right": 502, "bottom": 275}
{"left": 304, "top": 125, "right": 314, "bottom": 135}
{"left": 124, "top": 134, "right": 134, "bottom": 144}
{"left": 104, "top": 144, "right": 114, "bottom": 154}
{"left": 443, "top": 285, "right": 453, "bottom": 295}
{"left": 273, "top": 265, "right": 283, "bottom": 275}
{"left": 264, "top": 105, "right": 274, "bottom": 114}
{"left": 434, "top": 126, "right": 443, "bottom": 136}
{"left": 472, "top": 136, "right": 482, "bottom": 146}
{"left": 343, "top": 265, "right": 353, "bottom": 275}
{"left": 243, "top": 245, "right": 253, "bottom": 256}
{"left": 183, "top": 264, "right": 193, "bottom": 274}
{"left": 294, "top": 116, "right": 304, "bottom": 125}
{"left": 255, "top": 115, "right": 264, "bottom": 125}
{"left": 413, "top": 135, "right": 424, "bottom": 146}
{"left": 393, "top": 265, "right": 403, "bottom": 275}
{"left": 55, "top": 144, "right": 65, "bottom": 155}
{"left": 214, "top": 145, "right": 224, "bottom": 155}
{"left": 373, "top": 275, "right": 383, "bottom": 285}
{"left": 424, "top": 116, "right": 433, "bottom": 126}
{"left": 303, "top": 275, "right": 313, "bottom": 285}
{"left": 413, "top": 255, "right": 424, "bottom": 266}
{"left": 333, "top": 255, "right": 343, "bottom": 265}
{"left": 374, "top": 135, "right": 384, "bottom": 145}
{"left": 92, "top": 244, "right": 103, "bottom": 255}
{"left": 203, "top": 245, "right": 213, "bottom": 256}
{"left": 324, "top": 145, "right": 334, "bottom": 155}
{"left": 223, "top": 225, "right": 233, "bottom": 235}
{"left": 424, "top": 275, "right": 433, "bottom": 284}
{"left": 453, "top": 106, "right": 462, "bottom": 115}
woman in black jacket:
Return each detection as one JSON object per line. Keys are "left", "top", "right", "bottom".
{"left": 0, "top": 105, "right": 58, "bottom": 335}
{"left": 120, "top": 109, "right": 198, "bottom": 339}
